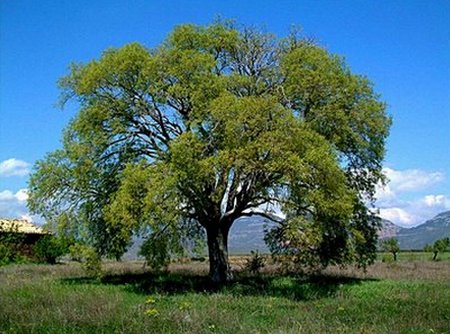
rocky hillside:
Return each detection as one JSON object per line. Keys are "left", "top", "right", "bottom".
{"left": 394, "top": 211, "right": 450, "bottom": 249}
{"left": 378, "top": 219, "right": 402, "bottom": 239}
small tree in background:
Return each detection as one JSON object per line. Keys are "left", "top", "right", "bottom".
{"left": 34, "top": 235, "right": 69, "bottom": 264}
{"left": 69, "top": 243, "right": 103, "bottom": 278}
{"left": 424, "top": 237, "right": 450, "bottom": 261}
{"left": 245, "top": 250, "right": 266, "bottom": 275}
{"left": 381, "top": 238, "right": 400, "bottom": 261}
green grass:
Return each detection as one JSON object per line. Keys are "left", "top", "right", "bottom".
{"left": 1, "top": 260, "right": 450, "bottom": 334}
{"left": 378, "top": 251, "right": 450, "bottom": 262}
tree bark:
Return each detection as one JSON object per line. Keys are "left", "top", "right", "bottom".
{"left": 433, "top": 251, "right": 438, "bottom": 261}
{"left": 206, "top": 224, "right": 233, "bottom": 283}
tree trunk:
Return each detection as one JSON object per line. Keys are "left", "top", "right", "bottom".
{"left": 206, "top": 224, "right": 233, "bottom": 283}
{"left": 433, "top": 251, "right": 438, "bottom": 261}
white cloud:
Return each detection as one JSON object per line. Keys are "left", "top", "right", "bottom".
{"left": 383, "top": 167, "right": 444, "bottom": 193}
{"left": 379, "top": 207, "right": 414, "bottom": 225}
{"left": 14, "top": 189, "right": 29, "bottom": 201}
{"left": 20, "top": 214, "right": 33, "bottom": 222}
{"left": 375, "top": 167, "right": 449, "bottom": 227}
{"left": 422, "top": 194, "right": 450, "bottom": 207}
{"left": 378, "top": 194, "right": 450, "bottom": 227}
{"left": 374, "top": 183, "right": 396, "bottom": 204}
{"left": 0, "top": 189, "right": 30, "bottom": 219}
{"left": 0, "top": 158, "right": 31, "bottom": 177}
{"left": 375, "top": 167, "right": 446, "bottom": 208}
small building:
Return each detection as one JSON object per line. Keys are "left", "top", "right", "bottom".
{"left": 0, "top": 218, "right": 49, "bottom": 257}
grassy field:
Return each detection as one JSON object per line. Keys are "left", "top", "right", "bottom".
{"left": 1, "top": 257, "right": 450, "bottom": 334}
{"left": 378, "top": 251, "right": 450, "bottom": 262}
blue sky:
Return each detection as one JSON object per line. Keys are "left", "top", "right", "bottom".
{"left": 1, "top": 0, "right": 449, "bottom": 226}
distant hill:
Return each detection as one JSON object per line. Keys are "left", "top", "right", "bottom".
{"left": 229, "top": 216, "right": 274, "bottom": 254}
{"left": 378, "top": 219, "right": 401, "bottom": 239}
{"left": 123, "top": 211, "right": 450, "bottom": 258}
{"left": 122, "top": 216, "right": 274, "bottom": 259}
{"left": 232, "top": 211, "right": 450, "bottom": 252}
{"left": 379, "top": 211, "right": 450, "bottom": 249}
{"left": 397, "top": 211, "right": 450, "bottom": 249}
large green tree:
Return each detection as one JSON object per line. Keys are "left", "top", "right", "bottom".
{"left": 28, "top": 22, "right": 391, "bottom": 282}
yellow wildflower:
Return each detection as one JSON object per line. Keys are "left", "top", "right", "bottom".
{"left": 145, "top": 308, "right": 160, "bottom": 317}
{"left": 178, "top": 301, "right": 192, "bottom": 311}
{"left": 145, "top": 297, "right": 156, "bottom": 304}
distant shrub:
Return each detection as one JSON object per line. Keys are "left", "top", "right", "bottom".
{"left": 381, "top": 254, "right": 393, "bottom": 263}
{"left": 424, "top": 237, "right": 450, "bottom": 261}
{"left": 69, "top": 244, "right": 103, "bottom": 278}
{"left": 34, "top": 235, "right": 69, "bottom": 264}
{"left": 0, "top": 243, "right": 12, "bottom": 266}
{"left": 0, "top": 227, "right": 26, "bottom": 266}
{"left": 245, "top": 250, "right": 266, "bottom": 274}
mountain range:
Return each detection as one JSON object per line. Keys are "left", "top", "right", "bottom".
{"left": 229, "top": 210, "right": 450, "bottom": 253}
{"left": 124, "top": 211, "right": 450, "bottom": 258}
{"left": 380, "top": 210, "right": 450, "bottom": 249}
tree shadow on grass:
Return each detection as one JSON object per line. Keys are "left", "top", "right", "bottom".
{"left": 61, "top": 270, "right": 378, "bottom": 302}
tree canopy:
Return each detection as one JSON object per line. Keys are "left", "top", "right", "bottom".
{"left": 28, "top": 21, "right": 391, "bottom": 282}
{"left": 380, "top": 238, "right": 400, "bottom": 261}
{"left": 424, "top": 238, "right": 450, "bottom": 261}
